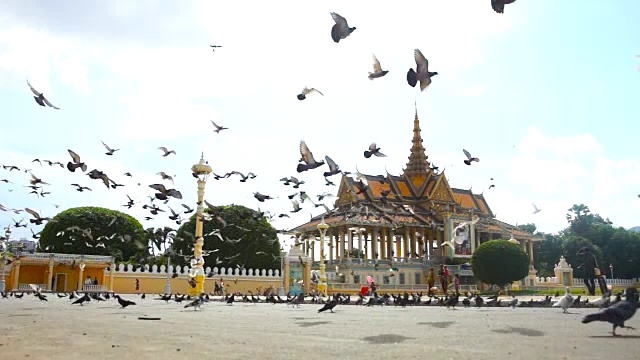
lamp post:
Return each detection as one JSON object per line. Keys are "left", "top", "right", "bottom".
{"left": 0, "top": 226, "right": 12, "bottom": 293}
{"left": 316, "top": 217, "right": 329, "bottom": 297}
{"left": 164, "top": 251, "right": 172, "bottom": 295}
{"left": 189, "top": 153, "right": 212, "bottom": 296}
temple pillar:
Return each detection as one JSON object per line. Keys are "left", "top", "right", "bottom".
{"left": 469, "top": 223, "right": 476, "bottom": 254}
{"left": 339, "top": 229, "right": 345, "bottom": 260}
{"left": 363, "top": 232, "right": 369, "bottom": 260}
{"left": 310, "top": 241, "right": 315, "bottom": 263}
{"left": 403, "top": 227, "right": 410, "bottom": 258}
{"left": 436, "top": 230, "right": 443, "bottom": 257}
{"left": 11, "top": 260, "right": 21, "bottom": 291}
{"left": 388, "top": 229, "right": 395, "bottom": 260}
{"left": 372, "top": 228, "right": 379, "bottom": 260}
{"left": 347, "top": 229, "right": 354, "bottom": 258}
{"left": 527, "top": 240, "right": 535, "bottom": 268}
{"left": 396, "top": 235, "right": 402, "bottom": 259}
{"left": 421, "top": 229, "right": 427, "bottom": 256}
{"left": 109, "top": 263, "right": 115, "bottom": 292}
{"left": 409, "top": 228, "right": 415, "bottom": 258}
{"left": 357, "top": 231, "right": 363, "bottom": 261}
{"left": 379, "top": 228, "right": 387, "bottom": 259}
{"left": 444, "top": 214, "right": 453, "bottom": 258}
{"left": 328, "top": 230, "right": 334, "bottom": 263}
{"left": 46, "top": 258, "right": 54, "bottom": 291}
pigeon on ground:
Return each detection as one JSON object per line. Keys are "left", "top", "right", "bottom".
{"left": 297, "top": 87, "right": 323, "bottom": 101}
{"left": 491, "top": 0, "right": 517, "bottom": 14}
{"left": 407, "top": 49, "right": 438, "bottom": 91}
{"left": 330, "top": 12, "right": 356, "bottom": 43}
{"left": 552, "top": 287, "right": 574, "bottom": 314}
{"left": 115, "top": 295, "right": 136, "bottom": 308}
{"left": 582, "top": 287, "right": 638, "bottom": 336}
{"left": 368, "top": 54, "right": 388, "bottom": 80}
{"left": 27, "top": 80, "right": 60, "bottom": 109}
{"left": 463, "top": 149, "right": 480, "bottom": 165}
{"left": 318, "top": 298, "right": 338, "bottom": 313}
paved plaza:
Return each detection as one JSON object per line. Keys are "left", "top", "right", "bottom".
{"left": 0, "top": 295, "right": 638, "bottom": 360}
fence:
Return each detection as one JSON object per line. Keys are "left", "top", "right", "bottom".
{"left": 112, "top": 263, "right": 281, "bottom": 277}
{"left": 574, "top": 278, "right": 639, "bottom": 287}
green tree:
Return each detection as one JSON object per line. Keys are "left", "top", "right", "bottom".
{"left": 561, "top": 235, "right": 603, "bottom": 278}
{"left": 601, "top": 229, "right": 640, "bottom": 279}
{"left": 517, "top": 223, "right": 537, "bottom": 234}
{"left": 471, "top": 240, "right": 530, "bottom": 288}
{"left": 533, "top": 233, "right": 564, "bottom": 277}
{"left": 173, "top": 204, "right": 281, "bottom": 270}
{"left": 565, "top": 204, "right": 611, "bottom": 239}
{"left": 39, "top": 206, "right": 145, "bottom": 262}
{"left": 135, "top": 227, "right": 177, "bottom": 268}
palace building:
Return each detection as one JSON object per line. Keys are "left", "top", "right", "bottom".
{"left": 288, "top": 108, "right": 543, "bottom": 292}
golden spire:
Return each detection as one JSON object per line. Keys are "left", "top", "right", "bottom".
{"left": 403, "top": 103, "right": 430, "bottom": 177}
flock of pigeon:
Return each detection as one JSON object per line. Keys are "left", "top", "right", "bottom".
{"left": 1, "top": 285, "right": 637, "bottom": 337}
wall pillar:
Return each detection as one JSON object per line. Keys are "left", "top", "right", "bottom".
{"left": 77, "top": 263, "right": 85, "bottom": 291}
{"left": 11, "top": 260, "right": 21, "bottom": 291}
{"left": 109, "top": 263, "right": 115, "bottom": 292}
{"left": 47, "top": 259, "right": 54, "bottom": 291}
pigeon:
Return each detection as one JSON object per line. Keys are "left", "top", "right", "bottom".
{"left": 297, "top": 141, "right": 325, "bottom": 172}
{"left": 149, "top": 184, "right": 183, "bottom": 200}
{"left": 115, "top": 295, "right": 136, "bottom": 308}
{"left": 297, "top": 87, "right": 324, "bottom": 101}
{"left": 364, "top": 143, "right": 386, "bottom": 158}
{"left": 368, "top": 54, "right": 389, "bottom": 80}
{"left": 157, "top": 172, "right": 174, "bottom": 184}
{"left": 210, "top": 120, "right": 228, "bottom": 133}
{"left": 184, "top": 295, "right": 205, "bottom": 310}
{"left": 330, "top": 12, "right": 356, "bottom": 43}
{"left": 532, "top": 203, "right": 541, "bottom": 214}
{"left": 552, "top": 287, "right": 574, "bottom": 314}
{"left": 253, "top": 192, "right": 273, "bottom": 202}
{"left": 318, "top": 298, "right": 338, "bottom": 313}
{"left": 323, "top": 156, "right": 342, "bottom": 177}
{"left": 27, "top": 80, "right": 59, "bottom": 109}
{"left": 407, "top": 49, "right": 438, "bottom": 91}
{"left": 158, "top": 147, "right": 176, "bottom": 157}
{"left": 491, "top": 0, "right": 517, "bottom": 14}
{"left": 67, "top": 150, "right": 88, "bottom": 172}
{"left": 101, "top": 141, "right": 120, "bottom": 155}
{"left": 582, "top": 287, "right": 638, "bottom": 336}
{"left": 463, "top": 149, "right": 480, "bottom": 165}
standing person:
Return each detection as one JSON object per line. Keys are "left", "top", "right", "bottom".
{"left": 370, "top": 281, "right": 377, "bottom": 297}
{"left": 214, "top": 281, "right": 220, "bottom": 295}
{"left": 219, "top": 278, "right": 225, "bottom": 295}
{"left": 439, "top": 265, "right": 449, "bottom": 294}
{"left": 93, "top": 277, "right": 98, "bottom": 285}
{"left": 576, "top": 247, "right": 597, "bottom": 295}
{"left": 454, "top": 273, "right": 460, "bottom": 295}
{"left": 427, "top": 267, "right": 436, "bottom": 296}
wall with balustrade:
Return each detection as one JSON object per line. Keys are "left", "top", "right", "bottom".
{"left": 110, "top": 263, "right": 282, "bottom": 295}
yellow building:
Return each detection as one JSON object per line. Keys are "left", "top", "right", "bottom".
{"left": 3, "top": 253, "right": 114, "bottom": 293}
{"left": 288, "top": 108, "right": 544, "bottom": 293}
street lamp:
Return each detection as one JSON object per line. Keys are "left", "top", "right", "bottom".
{"left": 609, "top": 264, "right": 613, "bottom": 279}
{"left": 189, "top": 153, "right": 212, "bottom": 296}
{"left": 316, "top": 217, "right": 329, "bottom": 297}
{"left": 0, "top": 225, "right": 12, "bottom": 293}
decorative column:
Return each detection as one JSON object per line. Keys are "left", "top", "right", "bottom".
{"left": 328, "top": 229, "right": 334, "bottom": 264}
{"left": 396, "top": 235, "right": 402, "bottom": 259}
{"left": 310, "top": 241, "right": 315, "bottom": 263}
{"left": 469, "top": 222, "right": 476, "bottom": 254}
{"left": 444, "top": 214, "right": 453, "bottom": 258}
{"left": 46, "top": 257, "right": 54, "bottom": 291}
{"left": 189, "top": 153, "right": 213, "bottom": 296}
{"left": 436, "top": 230, "right": 443, "bottom": 257}
{"left": 357, "top": 231, "right": 363, "bottom": 261}
{"left": 372, "top": 228, "right": 379, "bottom": 261}
{"left": 363, "top": 232, "right": 369, "bottom": 260}
{"left": 527, "top": 240, "right": 535, "bottom": 266}
{"left": 77, "top": 262, "right": 85, "bottom": 291}
{"left": 404, "top": 227, "right": 411, "bottom": 258}
{"left": 109, "top": 263, "right": 115, "bottom": 292}
{"left": 379, "top": 228, "right": 386, "bottom": 259}
{"left": 338, "top": 230, "right": 345, "bottom": 261}
{"left": 388, "top": 229, "right": 395, "bottom": 260}
{"left": 347, "top": 229, "right": 353, "bottom": 259}
{"left": 316, "top": 217, "right": 329, "bottom": 297}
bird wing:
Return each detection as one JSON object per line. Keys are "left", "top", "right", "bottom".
{"left": 68, "top": 149, "right": 81, "bottom": 163}
{"left": 414, "top": 49, "right": 429, "bottom": 74}
{"left": 299, "top": 140, "right": 318, "bottom": 165}
{"left": 330, "top": 12, "right": 348, "bottom": 31}
{"left": 311, "top": 88, "right": 324, "bottom": 96}
{"left": 325, "top": 155, "right": 339, "bottom": 172}
{"left": 149, "top": 183, "right": 167, "bottom": 192}
{"left": 26, "top": 80, "right": 41, "bottom": 96}
{"left": 463, "top": 149, "right": 472, "bottom": 160}
{"left": 372, "top": 54, "right": 382, "bottom": 73}
{"left": 25, "top": 208, "right": 40, "bottom": 218}
{"left": 158, "top": 147, "right": 168, "bottom": 153}
{"left": 419, "top": 77, "right": 431, "bottom": 91}
{"left": 369, "top": 143, "right": 378, "bottom": 152}
{"left": 42, "top": 97, "right": 59, "bottom": 109}
{"left": 101, "top": 141, "right": 112, "bottom": 151}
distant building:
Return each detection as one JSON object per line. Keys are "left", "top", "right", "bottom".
{"left": 8, "top": 239, "right": 37, "bottom": 254}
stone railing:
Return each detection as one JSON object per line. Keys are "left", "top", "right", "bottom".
{"left": 23, "top": 253, "right": 114, "bottom": 263}
{"left": 574, "top": 278, "right": 639, "bottom": 286}
{"left": 110, "top": 263, "right": 281, "bottom": 278}
{"left": 16, "top": 283, "right": 47, "bottom": 291}
{"left": 82, "top": 284, "right": 108, "bottom": 292}
{"left": 535, "top": 276, "right": 560, "bottom": 284}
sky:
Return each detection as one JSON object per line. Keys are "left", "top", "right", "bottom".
{"left": 0, "top": 0, "right": 639, "bottom": 249}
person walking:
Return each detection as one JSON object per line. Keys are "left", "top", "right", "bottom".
{"left": 439, "top": 265, "right": 449, "bottom": 294}
{"left": 453, "top": 273, "right": 460, "bottom": 295}
{"left": 576, "top": 247, "right": 597, "bottom": 295}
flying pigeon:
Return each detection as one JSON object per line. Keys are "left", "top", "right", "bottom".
{"left": 407, "top": 49, "right": 438, "bottom": 91}
{"left": 210, "top": 120, "right": 228, "bottom": 133}
{"left": 296, "top": 141, "right": 325, "bottom": 172}
{"left": 27, "top": 80, "right": 59, "bottom": 109}
{"left": 330, "top": 12, "right": 356, "bottom": 43}
{"left": 67, "top": 150, "right": 88, "bottom": 172}
{"left": 297, "top": 87, "right": 324, "bottom": 101}
{"left": 368, "top": 54, "right": 388, "bottom": 80}
{"left": 463, "top": 149, "right": 479, "bottom": 165}
{"left": 582, "top": 287, "right": 638, "bottom": 336}
{"left": 491, "top": 0, "right": 517, "bottom": 14}
{"left": 364, "top": 143, "right": 386, "bottom": 158}
{"left": 532, "top": 203, "right": 541, "bottom": 214}
{"left": 158, "top": 147, "right": 176, "bottom": 157}
{"left": 101, "top": 141, "right": 120, "bottom": 156}
{"left": 323, "top": 155, "right": 342, "bottom": 177}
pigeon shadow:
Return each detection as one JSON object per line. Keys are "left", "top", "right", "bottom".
{"left": 492, "top": 327, "right": 545, "bottom": 337}
{"left": 362, "top": 334, "right": 414, "bottom": 344}
{"left": 417, "top": 321, "right": 455, "bottom": 329}
{"left": 296, "top": 321, "right": 331, "bottom": 328}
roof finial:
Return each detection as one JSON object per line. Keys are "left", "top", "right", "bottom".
{"left": 404, "top": 101, "right": 430, "bottom": 177}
